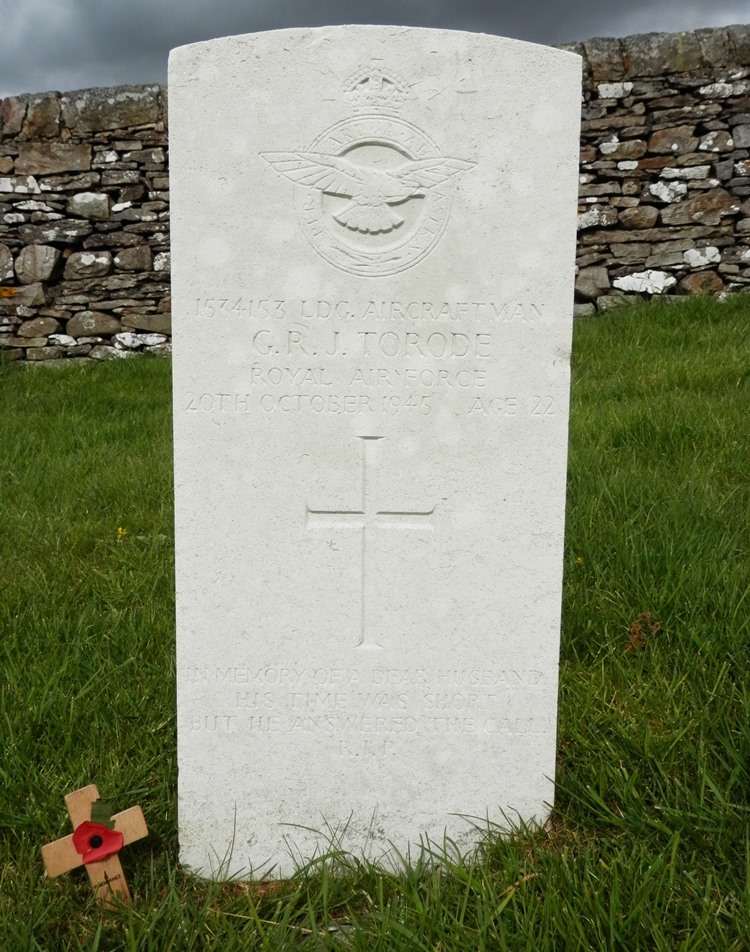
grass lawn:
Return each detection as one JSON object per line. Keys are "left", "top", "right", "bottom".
{"left": 1, "top": 295, "right": 749, "bottom": 949}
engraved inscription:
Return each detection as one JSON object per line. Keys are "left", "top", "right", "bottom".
{"left": 307, "top": 436, "right": 436, "bottom": 650}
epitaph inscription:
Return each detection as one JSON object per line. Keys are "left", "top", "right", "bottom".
{"left": 170, "top": 26, "right": 581, "bottom": 878}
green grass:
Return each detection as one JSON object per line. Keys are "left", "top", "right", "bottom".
{"left": 1, "top": 295, "right": 750, "bottom": 949}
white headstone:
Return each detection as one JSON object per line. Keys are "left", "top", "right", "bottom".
{"left": 169, "top": 26, "right": 581, "bottom": 878}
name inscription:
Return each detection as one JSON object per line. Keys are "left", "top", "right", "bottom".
{"left": 186, "top": 294, "right": 555, "bottom": 417}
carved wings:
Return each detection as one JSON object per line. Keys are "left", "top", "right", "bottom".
{"left": 261, "top": 150, "right": 474, "bottom": 234}
{"left": 260, "top": 151, "right": 474, "bottom": 204}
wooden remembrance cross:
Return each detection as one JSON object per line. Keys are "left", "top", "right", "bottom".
{"left": 41, "top": 785, "right": 148, "bottom": 907}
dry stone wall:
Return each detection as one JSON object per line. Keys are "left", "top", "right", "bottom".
{"left": 561, "top": 23, "right": 750, "bottom": 312}
{"left": 0, "top": 85, "right": 170, "bottom": 362}
{"left": 2, "top": 24, "right": 750, "bottom": 361}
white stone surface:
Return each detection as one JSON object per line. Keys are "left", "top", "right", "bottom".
{"left": 661, "top": 166, "right": 711, "bottom": 180}
{"left": 613, "top": 269, "right": 677, "bottom": 293}
{"left": 649, "top": 180, "right": 688, "bottom": 203}
{"left": 597, "top": 82, "right": 633, "bottom": 99}
{"left": 169, "top": 26, "right": 581, "bottom": 879}
{"left": 684, "top": 246, "right": 721, "bottom": 268}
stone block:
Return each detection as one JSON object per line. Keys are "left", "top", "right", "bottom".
{"left": 695, "top": 27, "right": 732, "bottom": 68}
{"left": 25, "top": 345, "right": 67, "bottom": 360}
{"left": 60, "top": 85, "right": 162, "bottom": 133}
{"left": 120, "top": 312, "right": 171, "bottom": 334}
{"left": 622, "top": 31, "right": 703, "bottom": 77}
{"left": 0, "top": 96, "right": 26, "bottom": 135}
{"left": 660, "top": 188, "right": 741, "bottom": 225}
{"left": 67, "top": 310, "right": 122, "bottom": 338}
{"left": 648, "top": 125, "right": 699, "bottom": 154}
{"left": 114, "top": 245, "right": 153, "bottom": 271}
{"left": 15, "top": 142, "right": 92, "bottom": 176}
{"left": 732, "top": 124, "right": 750, "bottom": 148}
{"left": 19, "top": 94, "right": 61, "bottom": 139}
{"left": 0, "top": 282, "right": 45, "bottom": 308}
{"left": 67, "top": 192, "right": 109, "bottom": 220}
{"left": 679, "top": 270, "right": 725, "bottom": 294}
{"left": 63, "top": 251, "right": 113, "bottom": 280}
{"left": 89, "top": 344, "right": 132, "bottom": 360}
{"left": 583, "top": 36, "right": 625, "bottom": 81}
{"left": 0, "top": 175, "right": 41, "bottom": 194}
{"left": 613, "top": 269, "right": 676, "bottom": 293}
{"left": 17, "top": 316, "right": 60, "bottom": 337}
{"left": 619, "top": 205, "right": 659, "bottom": 229}
{"left": 727, "top": 24, "right": 750, "bottom": 65}
{"left": 15, "top": 245, "right": 61, "bottom": 284}
{"left": 0, "top": 243, "right": 12, "bottom": 282}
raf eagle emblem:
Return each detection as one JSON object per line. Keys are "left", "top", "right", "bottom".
{"left": 261, "top": 151, "right": 474, "bottom": 235}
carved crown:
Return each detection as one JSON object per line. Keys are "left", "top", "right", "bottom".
{"left": 344, "top": 64, "right": 409, "bottom": 112}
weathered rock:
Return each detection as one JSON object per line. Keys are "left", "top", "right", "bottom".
{"left": 619, "top": 205, "right": 659, "bottom": 229}
{"left": 38, "top": 172, "right": 101, "bottom": 192}
{"left": 613, "top": 269, "right": 677, "bottom": 293}
{"left": 15, "top": 245, "right": 60, "bottom": 283}
{"left": 60, "top": 85, "right": 162, "bottom": 133}
{"left": 660, "top": 188, "right": 741, "bottom": 225}
{"left": 622, "top": 31, "right": 703, "bottom": 77}
{"left": 89, "top": 344, "right": 132, "bottom": 360}
{"left": 732, "top": 124, "right": 750, "bottom": 149}
{"left": 67, "top": 310, "right": 122, "bottom": 338}
{"left": 648, "top": 125, "right": 699, "bottom": 155}
{"left": 63, "top": 251, "right": 113, "bottom": 280}
{"left": 25, "top": 345, "right": 66, "bottom": 360}
{"left": 153, "top": 251, "right": 170, "bottom": 272}
{"left": 661, "top": 165, "right": 711, "bottom": 180}
{"left": 695, "top": 27, "right": 733, "bottom": 67}
{"left": 19, "top": 94, "right": 61, "bottom": 139}
{"left": 17, "top": 316, "right": 60, "bottom": 337}
{"left": 0, "top": 243, "right": 12, "bottom": 281}
{"left": 114, "top": 245, "right": 152, "bottom": 271}
{"left": 67, "top": 192, "right": 109, "bottom": 220}
{"left": 0, "top": 97, "right": 26, "bottom": 135}
{"left": 0, "top": 175, "right": 41, "bottom": 194}
{"left": 113, "top": 331, "right": 143, "bottom": 349}
{"left": 0, "top": 282, "right": 45, "bottom": 308}
{"left": 679, "top": 270, "right": 725, "bottom": 294}
{"left": 583, "top": 37, "right": 625, "bottom": 81}
{"left": 18, "top": 219, "right": 92, "bottom": 245}
{"left": 611, "top": 242, "right": 651, "bottom": 260}
{"left": 699, "top": 130, "right": 734, "bottom": 153}
{"left": 15, "top": 142, "right": 91, "bottom": 175}
{"left": 597, "top": 82, "right": 633, "bottom": 99}
{"left": 727, "top": 25, "right": 750, "bottom": 65}
{"left": 120, "top": 312, "right": 171, "bottom": 334}
{"left": 577, "top": 205, "right": 618, "bottom": 230}
{"left": 684, "top": 246, "right": 721, "bottom": 268}
{"left": 575, "top": 265, "right": 611, "bottom": 300}
{"left": 650, "top": 180, "right": 687, "bottom": 203}
{"left": 599, "top": 138, "right": 647, "bottom": 160}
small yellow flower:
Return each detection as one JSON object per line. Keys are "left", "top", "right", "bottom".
{"left": 117, "top": 527, "right": 129, "bottom": 543}
{"left": 575, "top": 556, "right": 585, "bottom": 565}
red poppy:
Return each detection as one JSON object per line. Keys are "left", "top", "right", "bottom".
{"left": 72, "top": 821, "right": 123, "bottom": 864}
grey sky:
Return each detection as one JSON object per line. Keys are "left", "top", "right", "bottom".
{"left": 1, "top": 0, "right": 748, "bottom": 98}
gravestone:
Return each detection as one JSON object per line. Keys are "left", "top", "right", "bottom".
{"left": 169, "top": 26, "right": 581, "bottom": 878}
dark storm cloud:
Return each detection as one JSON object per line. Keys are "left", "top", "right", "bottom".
{"left": 1, "top": 0, "right": 748, "bottom": 98}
